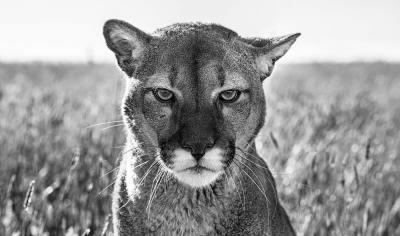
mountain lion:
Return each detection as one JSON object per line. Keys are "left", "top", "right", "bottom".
{"left": 103, "top": 19, "right": 300, "bottom": 235}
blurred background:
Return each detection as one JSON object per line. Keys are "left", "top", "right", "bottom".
{"left": 1, "top": 1, "right": 399, "bottom": 235}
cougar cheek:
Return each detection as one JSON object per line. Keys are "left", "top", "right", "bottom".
{"left": 143, "top": 96, "right": 173, "bottom": 132}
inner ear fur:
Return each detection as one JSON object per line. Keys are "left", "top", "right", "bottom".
{"left": 103, "top": 19, "right": 151, "bottom": 77}
{"left": 241, "top": 33, "right": 300, "bottom": 80}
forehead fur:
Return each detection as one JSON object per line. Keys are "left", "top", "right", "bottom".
{"left": 135, "top": 23, "right": 257, "bottom": 84}
{"left": 153, "top": 23, "right": 238, "bottom": 40}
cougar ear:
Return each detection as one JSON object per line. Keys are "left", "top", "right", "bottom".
{"left": 242, "top": 33, "right": 300, "bottom": 80}
{"left": 103, "top": 19, "right": 151, "bottom": 77}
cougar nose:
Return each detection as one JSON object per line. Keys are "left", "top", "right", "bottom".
{"left": 182, "top": 140, "right": 214, "bottom": 161}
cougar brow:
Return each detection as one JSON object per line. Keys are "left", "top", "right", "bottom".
{"left": 145, "top": 72, "right": 172, "bottom": 89}
{"left": 211, "top": 71, "right": 249, "bottom": 98}
{"left": 168, "top": 66, "right": 179, "bottom": 88}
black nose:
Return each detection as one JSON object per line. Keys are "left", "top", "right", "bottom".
{"left": 182, "top": 140, "right": 214, "bottom": 161}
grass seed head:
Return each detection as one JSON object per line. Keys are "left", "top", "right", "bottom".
{"left": 81, "top": 229, "right": 90, "bottom": 236}
{"left": 71, "top": 148, "right": 80, "bottom": 170}
{"left": 101, "top": 214, "right": 111, "bottom": 236}
{"left": 23, "top": 180, "right": 35, "bottom": 210}
{"left": 6, "top": 174, "right": 16, "bottom": 201}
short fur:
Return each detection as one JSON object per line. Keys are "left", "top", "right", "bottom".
{"left": 103, "top": 19, "right": 300, "bottom": 236}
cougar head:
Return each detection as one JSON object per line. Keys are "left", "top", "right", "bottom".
{"left": 103, "top": 20, "right": 299, "bottom": 188}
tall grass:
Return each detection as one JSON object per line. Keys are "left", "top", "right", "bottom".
{"left": 0, "top": 62, "right": 399, "bottom": 235}
{"left": 0, "top": 63, "right": 124, "bottom": 236}
{"left": 259, "top": 62, "right": 400, "bottom": 235}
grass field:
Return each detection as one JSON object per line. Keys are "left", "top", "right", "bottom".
{"left": 0, "top": 62, "right": 399, "bottom": 235}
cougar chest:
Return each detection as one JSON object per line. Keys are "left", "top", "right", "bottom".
{"left": 131, "top": 180, "right": 235, "bottom": 235}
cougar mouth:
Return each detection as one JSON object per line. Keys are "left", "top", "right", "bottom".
{"left": 162, "top": 147, "right": 227, "bottom": 188}
{"left": 157, "top": 135, "right": 236, "bottom": 188}
{"left": 182, "top": 165, "right": 213, "bottom": 173}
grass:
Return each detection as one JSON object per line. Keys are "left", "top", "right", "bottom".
{"left": 1, "top": 62, "right": 399, "bottom": 235}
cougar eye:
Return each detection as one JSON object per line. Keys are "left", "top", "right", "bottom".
{"left": 219, "top": 90, "right": 241, "bottom": 103}
{"left": 153, "top": 88, "right": 174, "bottom": 102}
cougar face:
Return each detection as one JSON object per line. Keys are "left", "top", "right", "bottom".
{"left": 104, "top": 21, "right": 299, "bottom": 189}
{"left": 123, "top": 36, "right": 264, "bottom": 187}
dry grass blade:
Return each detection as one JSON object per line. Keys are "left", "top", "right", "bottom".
{"left": 101, "top": 214, "right": 111, "bottom": 236}
{"left": 353, "top": 165, "right": 359, "bottom": 190}
{"left": 365, "top": 137, "right": 372, "bottom": 160}
{"left": 269, "top": 131, "right": 279, "bottom": 149}
{"left": 81, "top": 229, "right": 90, "bottom": 236}
{"left": 71, "top": 148, "right": 80, "bottom": 170}
{"left": 23, "top": 180, "right": 35, "bottom": 210}
{"left": 6, "top": 174, "right": 16, "bottom": 201}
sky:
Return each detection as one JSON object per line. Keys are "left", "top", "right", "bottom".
{"left": 1, "top": 0, "right": 399, "bottom": 63}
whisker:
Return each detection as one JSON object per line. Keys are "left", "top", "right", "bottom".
{"left": 137, "top": 160, "right": 159, "bottom": 187}
{"left": 85, "top": 120, "right": 124, "bottom": 129}
{"left": 279, "top": 175, "right": 316, "bottom": 190}
{"left": 116, "top": 158, "right": 158, "bottom": 212}
{"left": 146, "top": 168, "right": 160, "bottom": 213}
{"left": 235, "top": 150, "right": 269, "bottom": 171}
{"left": 134, "top": 160, "right": 152, "bottom": 171}
{"left": 236, "top": 142, "right": 264, "bottom": 162}
{"left": 100, "top": 166, "right": 120, "bottom": 179}
{"left": 98, "top": 178, "right": 117, "bottom": 195}
{"left": 100, "top": 124, "right": 125, "bottom": 131}
{"left": 116, "top": 146, "right": 155, "bottom": 160}
{"left": 225, "top": 167, "right": 244, "bottom": 210}
{"left": 113, "top": 143, "right": 163, "bottom": 213}
{"left": 232, "top": 160, "right": 272, "bottom": 232}
{"left": 117, "top": 148, "right": 136, "bottom": 159}
{"left": 238, "top": 160, "right": 269, "bottom": 202}
{"left": 146, "top": 168, "right": 165, "bottom": 215}
{"left": 236, "top": 144, "right": 315, "bottom": 191}
{"left": 232, "top": 159, "right": 271, "bottom": 205}
{"left": 261, "top": 174, "right": 278, "bottom": 218}
{"left": 231, "top": 167, "right": 246, "bottom": 211}
{"left": 235, "top": 149, "right": 279, "bottom": 218}
{"left": 224, "top": 167, "right": 236, "bottom": 190}
{"left": 114, "top": 144, "right": 162, "bottom": 213}
{"left": 235, "top": 146, "right": 259, "bottom": 160}
{"left": 164, "top": 171, "right": 173, "bottom": 182}
{"left": 98, "top": 160, "right": 151, "bottom": 194}
{"left": 116, "top": 197, "right": 132, "bottom": 212}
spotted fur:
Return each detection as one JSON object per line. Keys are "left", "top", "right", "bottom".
{"left": 103, "top": 19, "right": 300, "bottom": 235}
